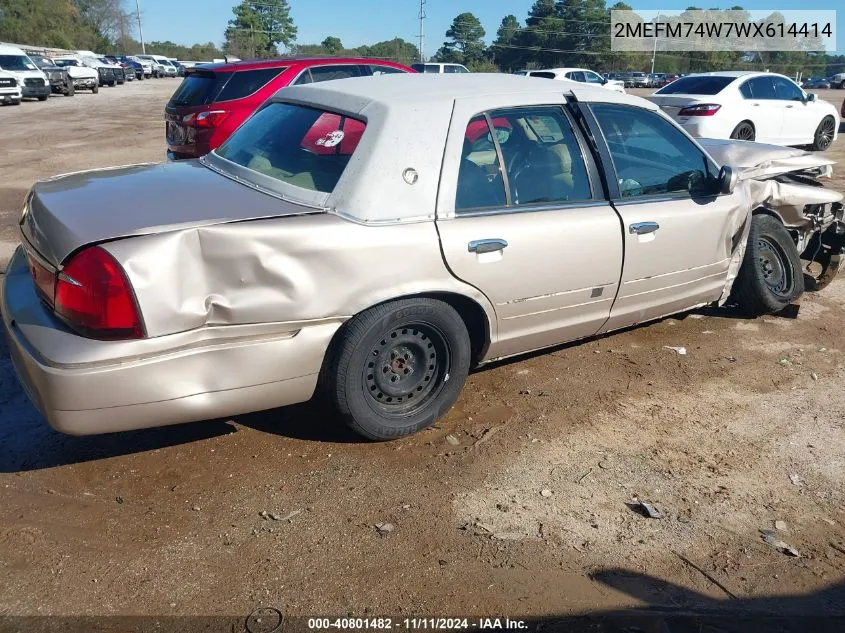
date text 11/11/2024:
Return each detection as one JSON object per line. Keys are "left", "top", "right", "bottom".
{"left": 306, "top": 618, "right": 529, "bottom": 630}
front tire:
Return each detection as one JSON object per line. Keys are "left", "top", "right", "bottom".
{"left": 732, "top": 215, "right": 804, "bottom": 315}
{"left": 810, "top": 116, "right": 836, "bottom": 151}
{"left": 65, "top": 82, "right": 74, "bottom": 96}
{"left": 730, "top": 121, "right": 755, "bottom": 141}
{"left": 322, "top": 298, "right": 471, "bottom": 440}
{"left": 91, "top": 84, "right": 99, "bottom": 94}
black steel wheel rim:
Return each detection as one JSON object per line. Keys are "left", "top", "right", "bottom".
{"left": 363, "top": 323, "right": 451, "bottom": 417}
{"left": 758, "top": 237, "right": 793, "bottom": 297}
{"left": 735, "top": 124, "right": 754, "bottom": 141}
{"left": 817, "top": 118, "right": 835, "bottom": 150}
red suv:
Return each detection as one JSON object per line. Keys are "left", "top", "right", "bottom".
{"left": 165, "top": 57, "right": 414, "bottom": 159}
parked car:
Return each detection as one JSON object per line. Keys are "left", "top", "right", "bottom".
{"left": 29, "top": 54, "right": 74, "bottom": 96}
{"left": 829, "top": 73, "right": 845, "bottom": 89}
{"left": 50, "top": 57, "right": 99, "bottom": 93}
{"left": 72, "top": 54, "right": 116, "bottom": 87}
{"left": 136, "top": 54, "right": 167, "bottom": 77}
{"left": 0, "top": 44, "right": 50, "bottom": 101}
{"left": 516, "top": 67, "right": 626, "bottom": 93}
{"left": 625, "top": 72, "right": 651, "bottom": 88}
{"left": 802, "top": 77, "right": 831, "bottom": 90}
{"left": 95, "top": 56, "right": 126, "bottom": 84}
{"left": 131, "top": 55, "right": 154, "bottom": 78}
{"left": 411, "top": 62, "right": 470, "bottom": 73}
{"left": 0, "top": 69, "right": 22, "bottom": 105}
{"left": 106, "top": 55, "right": 138, "bottom": 81}
{"left": 647, "top": 72, "right": 840, "bottom": 150}
{"left": 172, "top": 60, "right": 186, "bottom": 76}
{"left": 4, "top": 74, "right": 843, "bottom": 440}
{"left": 112, "top": 56, "right": 145, "bottom": 80}
{"left": 165, "top": 56, "right": 414, "bottom": 159}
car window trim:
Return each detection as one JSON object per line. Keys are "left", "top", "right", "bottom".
{"left": 454, "top": 104, "right": 604, "bottom": 217}
{"left": 581, "top": 102, "right": 723, "bottom": 203}
{"left": 484, "top": 112, "right": 512, "bottom": 207}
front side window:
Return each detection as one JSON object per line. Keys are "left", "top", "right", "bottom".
{"left": 369, "top": 65, "right": 406, "bottom": 75}
{"left": 746, "top": 76, "right": 777, "bottom": 99}
{"left": 591, "top": 104, "right": 715, "bottom": 198}
{"left": 307, "top": 64, "right": 364, "bottom": 83}
{"left": 771, "top": 76, "right": 804, "bottom": 101}
{"left": 215, "top": 102, "right": 366, "bottom": 194}
{"left": 455, "top": 107, "right": 592, "bottom": 212}
{"left": 583, "top": 71, "right": 604, "bottom": 84}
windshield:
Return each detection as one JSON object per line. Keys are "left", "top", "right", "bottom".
{"left": 215, "top": 102, "right": 366, "bottom": 194}
{"left": 53, "top": 59, "right": 78, "bottom": 68}
{"left": 0, "top": 55, "right": 38, "bottom": 71}
{"left": 656, "top": 75, "right": 734, "bottom": 95}
{"left": 30, "top": 55, "right": 51, "bottom": 68}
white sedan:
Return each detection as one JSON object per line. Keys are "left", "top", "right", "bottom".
{"left": 516, "top": 67, "right": 627, "bottom": 94}
{"left": 647, "top": 71, "right": 839, "bottom": 151}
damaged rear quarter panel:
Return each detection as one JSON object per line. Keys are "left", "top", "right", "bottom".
{"left": 102, "top": 214, "right": 497, "bottom": 341}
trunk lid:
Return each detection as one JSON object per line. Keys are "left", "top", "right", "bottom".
{"left": 21, "top": 160, "right": 321, "bottom": 266}
{"left": 646, "top": 94, "right": 708, "bottom": 118}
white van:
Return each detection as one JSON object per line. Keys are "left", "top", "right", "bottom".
{"left": 0, "top": 44, "right": 50, "bottom": 101}
{"left": 410, "top": 62, "right": 470, "bottom": 74}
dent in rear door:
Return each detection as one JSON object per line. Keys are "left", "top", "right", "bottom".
{"left": 434, "top": 103, "right": 624, "bottom": 359}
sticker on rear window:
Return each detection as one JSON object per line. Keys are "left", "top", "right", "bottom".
{"left": 316, "top": 130, "right": 345, "bottom": 148}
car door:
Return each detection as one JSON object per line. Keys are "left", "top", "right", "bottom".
{"left": 583, "top": 103, "right": 747, "bottom": 332}
{"left": 740, "top": 76, "right": 785, "bottom": 143}
{"left": 435, "top": 104, "right": 624, "bottom": 359}
{"left": 770, "top": 76, "right": 818, "bottom": 144}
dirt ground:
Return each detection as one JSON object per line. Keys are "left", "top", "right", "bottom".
{"left": 1, "top": 81, "right": 845, "bottom": 630}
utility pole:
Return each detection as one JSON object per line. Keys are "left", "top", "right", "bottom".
{"left": 417, "top": 0, "right": 426, "bottom": 62}
{"left": 650, "top": 12, "right": 661, "bottom": 75}
{"left": 136, "top": 0, "right": 145, "bottom": 54}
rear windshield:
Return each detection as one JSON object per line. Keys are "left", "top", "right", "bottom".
{"left": 215, "top": 102, "right": 366, "bottom": 194}
{"left": 528, "top": 71, "right": 556, "bottom": 79}
{"left": 656, "top": 75, "right": 734, "bottom": 95}
{"left": 0, "top": 55, "right": 37, "bottom": 71}
{"left": 169, "top": 70, "right": 232, "bottom": 106}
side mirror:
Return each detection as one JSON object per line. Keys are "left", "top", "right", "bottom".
{"left": 805, "top": 92, "right": 817, "bottom": 102}
{"left": 719, "top": 165, "right": 738, "bottom": 195}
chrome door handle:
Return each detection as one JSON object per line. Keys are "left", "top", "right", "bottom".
{"left": 752, "top": 103, "right": 760, "bottom": 106}
{"left": 468, "top": 238, "right": 508, "bottom": 254}
{"left": 629, "top": 222, "right": 660, "bottom": 235}
{"left": 786, "top": 104, "right": 794, "bottom": 108}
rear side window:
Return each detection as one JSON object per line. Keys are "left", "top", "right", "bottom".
{"left": 746, "top": 76, "right": 776, "bottom": 99}
{"left": 307, "top": 65, "right": 364, "bottom": 83}
{"left": 656, "top": 75, "right": 734, "bottom": 95}
{"left": 216, "top": 67, "right": 285, "bottom": 101}
{"left": 215, "top": 102, "right": 366, "bottom": 194}
{"left": 169, "top": 71, "right": 232, "bottom": 106}
{"left": 739, "top": 81, "right": 752, "bottom": 98}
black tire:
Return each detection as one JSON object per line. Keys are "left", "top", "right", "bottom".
{"left": 730, "top": 121, "right": 755, "bottom": 141}
{"left": 91, "top": 84, "right": 99, "bottom": 94}
{"left": 65, "top": 82, "right": 74, "bottom": 97}
{"left": 732, "top": 214, "right": 804, "bottom": 315}
{"left": 322, "top": 298, "right": 472, "bottom": 440}
{"left": 839, "top": 80, "right": 845, "bottom": 90}
{"left": 810, "top": 116, "right": 836, "bottom": 151}
{"left": 108, "top": 80, "right": 115, "bottom": 87}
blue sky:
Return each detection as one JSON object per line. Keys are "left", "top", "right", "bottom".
{"left": 136, "top": 1, "right": 843, "bottom": 56}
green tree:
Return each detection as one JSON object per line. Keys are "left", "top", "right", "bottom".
{"left": 223, "top": 0, "right": 296, "bottom": 59}
{"left": 321, "top": 36, "right": 343, "bottom": 55}
{"left": 438, "top": 12, "right": 487, "bottom": 66}
{"left": 492, "top": 15, "right": 523, "bottom": 71}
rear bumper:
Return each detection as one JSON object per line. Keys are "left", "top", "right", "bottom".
{"left": 1, "top": 247, "right": 339, "bottom": 435}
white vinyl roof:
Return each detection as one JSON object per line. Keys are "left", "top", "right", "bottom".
{"left": 262, "top": 74, "right": 657, "bottom": 224}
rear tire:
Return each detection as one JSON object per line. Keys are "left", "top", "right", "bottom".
{"left": 322, "top": 298, "right": 471, "bottom": 441}
{"left": 810, "top": 116, "right": 836, "bottom": 151}
{"left": 730, "top": 121, "right": 755, "bottom": 141}
{"left": 732, "top": 215, "right": 804, "bottom": 315}
{"left": 92, "top": 84, "right": 99, "bottom": 94}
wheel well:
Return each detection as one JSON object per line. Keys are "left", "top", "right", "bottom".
{"left": 736, "top": 120, "right": 755, "bottom": 131}
{"left": 334, "top": 293, "right": 491, "bottom": 365}
{"left": 752, "top": 208, "right": 801, "bottom": 245}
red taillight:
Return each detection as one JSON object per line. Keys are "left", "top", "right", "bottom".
{"left": 678, "top": 103, "right": 722, "bottom": 117}
{"left": 192, "top": 110, "right": 229, "bottom": 128}
{"left": 54, "top": 246, "right": 144, "bottom": 340}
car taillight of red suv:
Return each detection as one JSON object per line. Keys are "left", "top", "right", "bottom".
{"left": 165, "top": 57, "right": 415, "bottom": 160}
